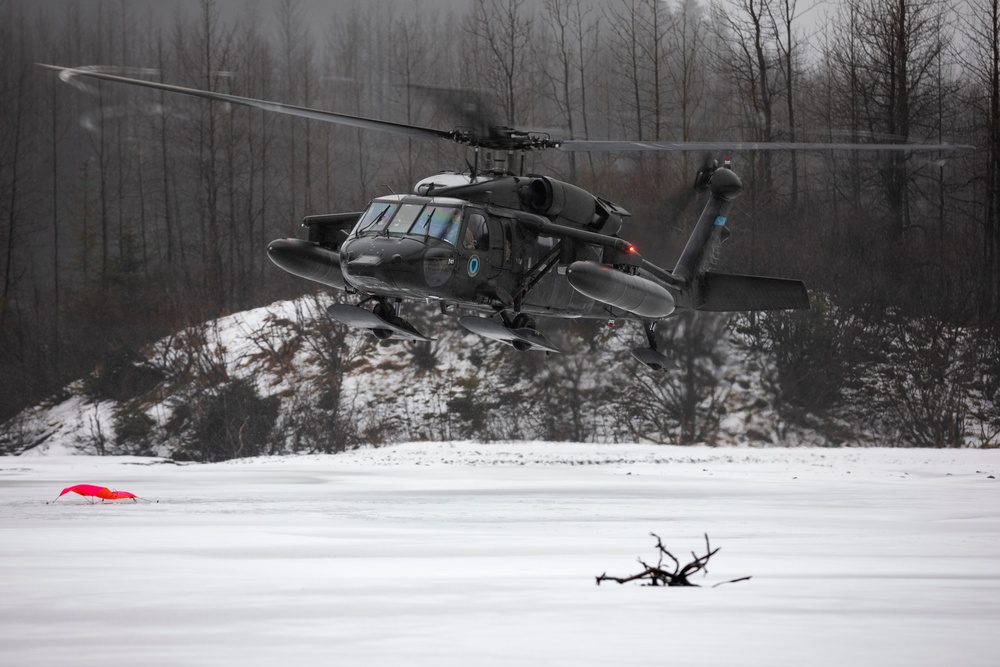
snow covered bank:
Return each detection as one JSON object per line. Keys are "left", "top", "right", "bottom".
{"left": 2, "top": 442, "right": 998, "bottom": 666}
{"left": 6, "top": 295, "right": 998, "bottom": 459}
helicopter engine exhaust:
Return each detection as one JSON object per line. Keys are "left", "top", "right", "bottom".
{"left": 566, "top": 261, "right": 675, "bottom": 318}
{"left": 266, "top": 238, "right": 346, "bottom": 290}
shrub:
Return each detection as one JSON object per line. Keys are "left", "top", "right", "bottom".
{"left": 112, "top": 402, "right": 157, "bottom": 455}
{"left": 83, "top": 345, "right": 164, "bottom": 402}
{"left": 173, "top": 379, "right": 280, "bottom": 462}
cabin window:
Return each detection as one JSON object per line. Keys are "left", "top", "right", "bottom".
{"left": 463, "top": 213, "right": 488, "bottom": 250}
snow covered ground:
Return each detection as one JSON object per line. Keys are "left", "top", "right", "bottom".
{"left": 2, "top": 442, "right": 998, "bottom": 666}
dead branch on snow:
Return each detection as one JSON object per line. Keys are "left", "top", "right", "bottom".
{"left": 596, "top": 533, "right": 751, "bottom": 588}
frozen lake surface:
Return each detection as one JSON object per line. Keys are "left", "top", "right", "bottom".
{"left": 2, "top": 442, "right": 998, "bottom": 666}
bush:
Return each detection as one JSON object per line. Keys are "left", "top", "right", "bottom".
{"left": 173, "top": 379, "right": 280, "bottom": 462}
{"left": 447, "top": 375, "right": 487, "bottom": 438}
{"left": 739, "top": 297, "right": 860, "bottom": 416}
{"left": 83, "top": 345, "right": 164, "bottom": 403}
{"left": 112, "top": 402, "right": 157, "bottom": 455}
{"left": 869, "top": 316, "right": 972, "bottom": 447}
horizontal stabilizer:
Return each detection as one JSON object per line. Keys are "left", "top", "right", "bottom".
{"left": 700, "top": 272, "right": 810, "bottom": 311}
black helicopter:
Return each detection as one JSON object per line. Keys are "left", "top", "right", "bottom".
{"left": 40, "top": 64, "right": 970, "bottom": 370}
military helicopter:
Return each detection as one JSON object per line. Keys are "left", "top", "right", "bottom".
{"left": 40, "top": 64, "right": 970, "bottom": 370}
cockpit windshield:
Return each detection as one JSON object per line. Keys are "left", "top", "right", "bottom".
{"left": 386, "top": 203, "right": 425, "bottom": 234}
{"left": 418, "top": 206, "right": 463, "bottom": 244}
{"left": 353, "top": 201, "right": 399, "bottom": 235}
{"left": 352, "top": 200, "right": 463, "bottom": 245}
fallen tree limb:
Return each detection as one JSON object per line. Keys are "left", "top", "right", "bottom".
{"left": 596, "top": 533, "right": 751, "bottom": 587}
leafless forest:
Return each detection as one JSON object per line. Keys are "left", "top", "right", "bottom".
{"left": 1, "top": 0, "right": 998, "bottom": 448}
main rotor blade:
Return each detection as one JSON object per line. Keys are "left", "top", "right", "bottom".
{"left": 40, "top": 65, "right": 973, "bottom": 155}
{"left": 556, "top": 139, "right": 974, "bottom": 153}
{"left": 38, "top": 64, "right": 455, "bottom": 143}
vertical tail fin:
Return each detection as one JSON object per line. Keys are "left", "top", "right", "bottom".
{"left": 671, "top": 165, "right": 810, "bottom": 312}
{"left": 672, "top": 166, "right": 742, "bottom": 283}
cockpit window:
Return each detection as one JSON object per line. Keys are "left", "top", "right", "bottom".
{"left": 410, "top": 207, "right": 433, "bottom": 236}
{"left": 428, "top": 207, "right": 462, "bottom": 244}
{"left": 353, "top": 201, "right": 399, "bottom": 235}
{"left": 386, "top": 203, "right": 425, "bottom": 234}
{"left": 353, "top": 201, "right": 463, "bottom": 245}
{"left": 408, "top": 205, "right": 462, "bottom": 245}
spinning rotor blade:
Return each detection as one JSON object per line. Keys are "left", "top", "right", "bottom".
{"left": 406, "top": 83, "right": 499, "bottom": 140}
{"left": 557, "top": 139, "right": 973, "bottom": 153}
{"left": 41, "top": 64, "right": 972, "bottom": 154}
{"left": 38, "top": 64, "right": 455, "bottom": 143}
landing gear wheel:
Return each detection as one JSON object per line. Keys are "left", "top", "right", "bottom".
{"left": 373, "top": 300, "right": 393, "bottom": 320}
{"left": 512, "top": 313, "right": 536, "bottom": 330}
{"left": 631, "top": 320, "right": 677, "bottom": 371}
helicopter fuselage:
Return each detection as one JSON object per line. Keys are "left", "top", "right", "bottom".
{"left": 265, "top": 166, "right": 808, "bottom": 362}
{"left": 301, "top": 191, "right": 619, "bottom": 319}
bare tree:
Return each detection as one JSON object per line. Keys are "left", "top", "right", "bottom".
{"left": 172, "top": 0, "right": 238, "bottom": 307}
{"left": 389, "top": 6, "right": 441, "bottom": 187}
{"left": 327, "top": 3, "right": 392, "bottom": 203}
{"left": 664, "top": 0, "right": 709, "bottom": 222}
{"left": 605, "top": 0, "right": 653, "bottom": 141}
{"left": 465, "top": 0, "right": 536, "bottom": 126}
{"left": 666, "top": 0, "right": 707, "bottom": 145}
{"left": 766, "top": 0, "right": 801, "bottom": 207}
{"left": 0, "top": 0, "right": 28, "bottom": 325}
{"left": 961, "top": 0, "right": 1000, "bottom": 324}
{"left": 822, "top": 0, "right": 868, "bottom": 214}
{"left": 541, "top": 0, "right": 585, "bottom": 179}
{"left": 569, "top": 0, "right": 601, "bottom": 175}
{"left": 232, "top": 6, "right": 278, "bottom": 303}
{"left": 712, "top": 0, "right": 779, "bottom": 193}
{"left": 843, "top": 0, "right": 948, "bottom": 232}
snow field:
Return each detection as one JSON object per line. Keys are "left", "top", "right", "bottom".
{"left": 1, "top": 442, "right": 998, "bottom": 666}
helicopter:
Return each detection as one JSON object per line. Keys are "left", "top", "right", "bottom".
{"left": 39, "top": 64, "right": 971, "bottom": 370}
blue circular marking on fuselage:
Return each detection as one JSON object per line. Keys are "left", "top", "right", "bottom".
{"left": 468, "top": 255, "right": 480, "bottom": 277}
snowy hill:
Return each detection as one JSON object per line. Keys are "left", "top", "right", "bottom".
{"left": 1, "top": 294, "right": 996, "bottom": 458}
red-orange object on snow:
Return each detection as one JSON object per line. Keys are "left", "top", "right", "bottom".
{"left": 55, "top": 484, "right": 137, "bottom": 502}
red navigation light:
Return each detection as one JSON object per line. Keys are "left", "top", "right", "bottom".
{"left": 627, "top": 244, "right": 636, "bottom": 253}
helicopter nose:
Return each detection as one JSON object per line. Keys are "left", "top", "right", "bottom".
{"left": 345, "top": 253, "right": 383, "bottom": 275}
{"left": 342, "top": 236, "right": 431, "bottom": 293}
